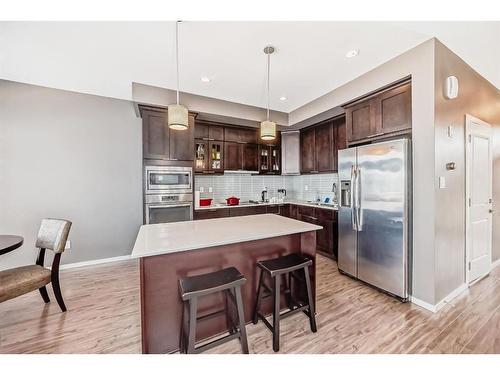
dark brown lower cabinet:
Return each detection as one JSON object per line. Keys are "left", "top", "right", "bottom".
{"left": 193, "top": 209, "right": 230, "bottom": 220}
{"left": 229, "top": 206, "right": 267, "bottom": 217}
{"left": 193, "top": 204, "right": 338, "bottom": 259}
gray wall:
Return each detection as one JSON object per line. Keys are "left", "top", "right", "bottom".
{"left": 0, "top": 80, "right": 143, "bottom": 270}
{"left": 288, "top": 39, "right": 437, "bottom": 305}
{"left": 434, "top": 41, "right": 500, "bottom": 301}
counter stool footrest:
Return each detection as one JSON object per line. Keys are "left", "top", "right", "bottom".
{"left": 192, "top": 331, "right": 242, "bottom": 354}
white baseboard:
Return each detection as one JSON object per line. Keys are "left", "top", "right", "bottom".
{"left": 411, "top": 283, "right": 468, "bottom": 313}
{"left": 492, "top": 258, "right": 500, "bottom": 270}
{"left": 60, "top": 254, "right": 132, "bottom": 270}
{"left": 410, "top": 296, "right": 437, "bottom": 313}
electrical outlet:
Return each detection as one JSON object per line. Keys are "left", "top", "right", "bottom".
{"left": 65, "top": 240, "right": 71, "bottom": 250}
{"left": 305, "top": 185, "right": 309, "bottom": 191}
{"left": 200, "top": 187, "right": 205, "bottom": 193}
{"left": 208, "top": 187, "right": 213, "bottom": 193}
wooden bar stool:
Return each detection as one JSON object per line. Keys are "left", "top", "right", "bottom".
{"left": 179, "top": 267, "right": 249, "bottom": 354}
{"left": 252, "top": 253, "right": 317, "bottom": 352}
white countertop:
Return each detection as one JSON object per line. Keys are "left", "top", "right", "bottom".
{"left": 195, "top": 199, "right": 338, "bottom": 211}
{"left": 131, "top": 214, "right": 322, "bottom": 259}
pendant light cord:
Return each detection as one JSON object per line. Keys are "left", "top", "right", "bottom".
{"left": 175, "top": 20, "right": 180, "bottom": 105}
{"left": 266, "top": 51, "right": 270, "bottom": 121}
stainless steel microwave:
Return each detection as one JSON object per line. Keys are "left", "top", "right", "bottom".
{"left": 144, "top": 166, "right": 192, "bottom": 195}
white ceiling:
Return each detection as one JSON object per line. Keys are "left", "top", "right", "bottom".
{"left": 1, "top": 21, "right": 498, "bottom": 112}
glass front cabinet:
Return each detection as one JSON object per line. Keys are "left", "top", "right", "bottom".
{"left": 195, "top": 140, "right": 224, "bottom": 174}
{"left": 259, "top": 145, "right": 280, "bottom": 174}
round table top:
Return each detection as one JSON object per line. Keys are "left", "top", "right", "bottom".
{"left": 0, "top": 235, "right": 24, "bottom": 256}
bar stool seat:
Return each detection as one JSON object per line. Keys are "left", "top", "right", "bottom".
{"left": 252, "top": 253, "right": 317, "bottom": 352}
{"left": 179, "top": 267, "right": 249, "bottom": 354}
{"left": 179, "top": 267, "right": 245, "bottom": 300}
{"left": 257, "top": 253, "right": 312, "bottom": 276}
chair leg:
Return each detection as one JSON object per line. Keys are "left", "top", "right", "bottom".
{"left": 234, "top": 286, "right": 249, "bottom": 354}
{"left": 303, "top": 266, "right": 317, "bottom": 333}
{"left": 272, "top": 275, "right": 281, "bottom": 352}
{"left": 51, "top": 274, "right": 67, "bottom": 312}
{"left": 252, "top": 269, "right": 264, "bottom": 324}
{"left": 186, "top": 297, "right": 198, "bottom": 354}
{"left": 39, "top": 286, "right": 50, "bottom": 303}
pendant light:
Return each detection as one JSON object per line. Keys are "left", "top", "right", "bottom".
{"left": 168, "top": 21, "right": 189, "bottom": 130}
{"left": 260, "top": 46, "right": 276, "bottom": 141}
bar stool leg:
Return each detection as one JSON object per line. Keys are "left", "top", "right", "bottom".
{"left": 252, "top": 269, "right": 264, "bottom": 324}
{"left": 272, "top": 275, "right": 281, "bottom": 352}
{"left": 186, "top": 297, "right": 198, "bottom": 354}
{"left": 180, "top": 301, "right": 188, "bottom": 353}
{"left": 303, "top": 266, "right": 317, "bottom": 333}
{"left": 234, "top": 286, "right": 249, "bottom": 354}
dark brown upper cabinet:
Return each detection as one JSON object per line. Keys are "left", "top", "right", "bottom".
{"left": 345, "top": 81, "right": 411, "bottom": 144}
{"left": 333, "top": 116, "right": 347, "bottom": 171}
{"left": 377, "top": 83, "right": 412, "bottom": 134}
{"left": 195, "top": 121, "right": 224, "bottom": 141}
{"left": 315, "top": 121, "right": 334, "bottom": 173}
{"left": 300, "top": 116, "right": 345, "bottom": 174}
{"left": 224, "top": 126, "right": 258, "bottom": 144}
{"left": 300, "top": 126, "right": 316, "bottom": 173}
{"left": 195, "top": 139, "right": 224, "bottom": 174}
{"left": 141, "top": 107, "right": 195, "bottom": 161}
{"left": 243, "top": 143, "right": 259, "bottom": 171}
{"left": 224, "top": 142, "right": 243, "bottom": 170}
{"left": 259, "top": 144, "right": 281, "bottom": 174}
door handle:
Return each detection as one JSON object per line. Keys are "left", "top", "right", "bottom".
{"left": 356, "top": 166, "right": 363, "bottom": 231}
{"left": 350, "top": 165, "right": 357, "bottom": 231}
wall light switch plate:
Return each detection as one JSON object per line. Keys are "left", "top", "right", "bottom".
{"left": 199, "top": 187, "right": 205, "bottom": 193}
{"left": 65, "top": 240, "right": 71, "bottom": 250}
{"left": 304, "top": 185, "right": 309, "bottom": 191}
{"left": 208, "top": 187, "right": 213, "bottom": 193}
{"left": 439, "top": 176, "right": 446, "bottom": 189}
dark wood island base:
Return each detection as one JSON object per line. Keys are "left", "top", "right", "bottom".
{"left": 139, "top": 231, "right": 317, "bottom": 354}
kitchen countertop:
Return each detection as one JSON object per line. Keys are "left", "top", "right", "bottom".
{"left": 195, "top": 199, "right": 338, "bottom": 211}
{"left": 131, "top": 214, "right": 322, "bottom": 259}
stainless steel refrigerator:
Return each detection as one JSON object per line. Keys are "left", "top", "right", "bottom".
{"left": 338, "top": 138, "right": 411, "bottom": 300}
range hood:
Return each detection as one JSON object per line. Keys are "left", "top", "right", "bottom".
{"left": 224, "top": 170, "right": 259, "bottom": 175}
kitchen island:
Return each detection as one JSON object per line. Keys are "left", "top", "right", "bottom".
{"left": 131, "top": 214, "right": 321, "bottom": 354}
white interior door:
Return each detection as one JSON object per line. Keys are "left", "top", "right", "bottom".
{"left": 466, "top": 114, "right": 493, "bottom": 284}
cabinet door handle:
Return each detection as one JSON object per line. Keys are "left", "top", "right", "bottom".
{"left": 366, "top": 132, "right": 385, "bottom": 138}
{"left": 310, "top": 170, "right": 319, "bottom": 174}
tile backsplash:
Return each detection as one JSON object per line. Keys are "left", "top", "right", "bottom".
{"left": 195, "top": 173, "right": 339, "bottom": 204}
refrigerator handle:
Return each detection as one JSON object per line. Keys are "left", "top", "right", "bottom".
{"left": 356, "top": 166, "right": 363, "bottom": 231}
{"left": 350, "top": 165, "right": 357, "bottom": 231}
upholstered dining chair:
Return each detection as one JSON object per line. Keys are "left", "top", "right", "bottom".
{"left": 0, "top": 218, "right": 72, "bottom": 311}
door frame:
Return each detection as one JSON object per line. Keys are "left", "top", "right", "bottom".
{"left": 465, "top": 114, "right": 493, "bottom": 285}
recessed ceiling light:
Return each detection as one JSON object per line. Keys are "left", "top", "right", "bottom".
{"left": 279, "top": 96, "right": 288, "bottom": 101}
{"left": 200, "top": 76, "right": 211, "bottom": 83}
{"left": 345, "top": 49, "right": 359, "bottom": 58}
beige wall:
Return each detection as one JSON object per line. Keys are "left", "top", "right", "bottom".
{"left": 289, "top": 39, "right": 437, "bottom": 305}
{"left": 0, "top": 80, "right": 143, "bottom": 269}
{"left": 434, "top": 41, "right": 500, "bottom": 301}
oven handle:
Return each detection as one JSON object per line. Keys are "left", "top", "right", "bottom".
{"left": 147, "top": 203, "right": 193, "bottom": 209}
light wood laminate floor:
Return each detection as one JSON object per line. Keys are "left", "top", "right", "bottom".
{"left": 1, "top": 255, "right": 499, "bottom": 354}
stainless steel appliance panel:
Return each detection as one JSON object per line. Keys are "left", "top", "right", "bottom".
{"left": 145, "top": 193, "right": 193, "bottom": 224}
{"left": 338, "top": 147, "right": 358, "bottom": 277}
{"left": 145, "top": 166, "right": 192, "bottom": 194}
{"left": 356, "top": 139, "right": 408, "bottom": 298}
